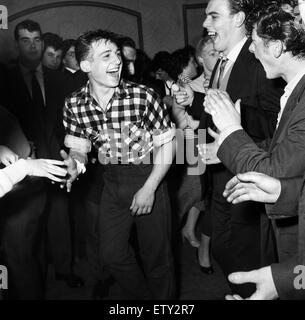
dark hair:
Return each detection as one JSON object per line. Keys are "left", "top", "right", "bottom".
{"left": 254, "top": 5, "right": 305, "bottom": 58}
{"left": 62, "top": 39, "right": 76, "bottom": 57}
{"left": 14, "top": 19, "right": 42, "bottom": 41}
{"left": 151, "top": 51, "right": 171, "bottom": 73}
{"left": 168, "top": 46, "right": 196, "bottom": 81}
{"left": 118, "top": 36, "right": 136, "bottom": 49}
{"left": 75, "top": 29, "right": 120, "bottom": 65}
{"left": 281, "top": 0, "right": 297, "bottom": 7}
{"left": 133, "top": 49, "right": 153, "bottom": 83}
{"left": 42, "top": 32, "right": 63, "bottom": 52}
{"left": 225, "top": 0, "right": 275, "bottom": 34}
{"left": 226, "top": 0, "right": 258, "bottom": 15}
{"left": 243, "top": 1, "right": 299, "bottom": 34}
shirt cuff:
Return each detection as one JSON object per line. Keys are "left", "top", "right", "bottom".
{"left": 153, "top": 127, "right": 176, "bottom": 147}
{"left": 219, "top": 125, "right": 243, "bottom": 146}
{"left": 64, "top": 134, "right": 91, "bottom": 154}
{"left": 0, "top": 159, "right": 28, "bottom": 197}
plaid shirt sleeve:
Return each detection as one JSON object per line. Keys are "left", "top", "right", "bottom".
{"left": 63, "top": 98, "right": 92, "bottom": 158}
{"left": 144, "top": 89, "right": 176, "bottom": 147}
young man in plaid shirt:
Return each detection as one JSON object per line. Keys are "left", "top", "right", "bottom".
{"left": 61, "top": 30, "right": 176, "bottom": 299}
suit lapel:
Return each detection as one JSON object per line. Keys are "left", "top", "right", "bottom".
{"left": 208, "top": 39, "right": 252, "bottom": 96}
{"left": 43, "top": 67, "right": 56, "bottom": 139}
{"left": 226, "top": 38, "right": 252, "bottom": 100}
{"left": 270, "top": 74, "right": 305, "bottom": 149}
{"left": 15, "top": 67, "right": 33, "bottom": 108}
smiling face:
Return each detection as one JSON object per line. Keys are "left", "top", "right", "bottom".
{"left": 82, "top": 39, "right": 122, "bottom": 89}
{"left": 249, "top": 26, "right": 280, "bottom": 79}
{"left": 198, "top": 40, "right": 219, "bottom": 74}
{"left": 203, "top": 0, "right": 243, "bottom": 55}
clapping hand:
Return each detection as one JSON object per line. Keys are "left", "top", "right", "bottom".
{"left": 223, "top": 172, "right": 281, "bottom": 204}
{"left": 197, "top": 128, "right": 221, "bottom": 165}
{"left": 204, "top": 89, "right": 241, "bottom": 132}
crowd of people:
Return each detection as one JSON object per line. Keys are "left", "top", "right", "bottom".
{"left": 0, "top": 0, "right": 305, "bottom": 300}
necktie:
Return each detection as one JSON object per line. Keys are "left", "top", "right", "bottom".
{"left": 31, "top": 69, "right": 44, "bottom": 110}
{"left": 216, "top": 57, "right": 228, "bottom": 89}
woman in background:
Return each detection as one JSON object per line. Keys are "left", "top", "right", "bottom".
{"left": 169, "top": 39, "right": 218, "bottom": 273}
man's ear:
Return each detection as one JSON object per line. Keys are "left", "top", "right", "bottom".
{"left": 273, "top": 40, "right": 284, "bottom": 58}
{"left": 197, "top": 56, "right": 204, "bottom": 66}
{"left": 80, "top": 60, "right": 91, "bottom": 73}
{"left": 235, "top": 11, "right": 246, "bottom": 28}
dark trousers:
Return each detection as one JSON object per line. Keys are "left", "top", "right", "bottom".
{"left": 0, "top": 180, "right": 47, "bottom": 299}
{"left": 46, "top": 186, "right": 72, "bottom": 274}
{"left": 210, "top": 166, "right": 275, "bottom": 298}
{"left": 99, "top": 164, "right": 175, "bottom": 300}
{"left": 85, "top": 200, "right": 111, "bottom": 281}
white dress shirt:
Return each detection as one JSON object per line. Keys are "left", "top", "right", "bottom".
{"left": 219, "top": 36, "right": 248, "bottom": 82}
{"left": 277, "top": 69, "right": 305, "bottom": 128}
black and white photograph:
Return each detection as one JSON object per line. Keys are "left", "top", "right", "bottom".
{"left": 0, "top": 0, "right": 305, "bottom": 307}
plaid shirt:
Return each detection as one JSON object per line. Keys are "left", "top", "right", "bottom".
{"left": 63, "top": 80, "right": 175, "bottom": 164}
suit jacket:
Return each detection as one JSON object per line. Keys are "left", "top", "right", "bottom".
{"left": 218, "top": 74, "right": 305, "bottom": 205}
{"left": 267, "top": 176, "right": 305, "bottom": 299}
{"left": 5, "top": 64, "right": 72, "bottom": 159}
{"left": 216, "top": 73, "right": 305, "bottom": 262}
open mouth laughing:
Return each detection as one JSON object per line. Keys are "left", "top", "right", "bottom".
{"left": 208, "top": 31, "right": 217, "bottom": 41}
{"left": 107, "top": 67, "right": 121, "bottom": 79}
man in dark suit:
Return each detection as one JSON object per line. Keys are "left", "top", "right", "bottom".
{"left": 221, "top": 171, "right": 305, "bottom": 300}
{"left": 174, "top": 0, "right": 284, "bottom": 298}
{"left": 201, "top": 4, "right": 305, "bottom": 264}
{"left": 3, "top": 19, "right": 83, "bottom": 298}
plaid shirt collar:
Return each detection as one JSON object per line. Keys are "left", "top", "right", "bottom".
{"left": 79, "top": 79, "right": 133, "bottom": 112}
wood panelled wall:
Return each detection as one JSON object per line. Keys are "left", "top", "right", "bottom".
{"left": 0, "top": 0, "right": 208, "bottom": 62}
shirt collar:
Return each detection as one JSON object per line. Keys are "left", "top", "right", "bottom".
{"left": 81, "top": 79, "right": 130, "bottom": 109}
{"left": 65, "top": 67, "right": 77, "bottom": 74}
{"left": 225, "top": 36, "right": 248, "bottom": 63}
{"left": 284, "top": 69, "right": 305, "bottom": 96}
{"left": 19, "top": 62, "right": 43, "bottom": 76}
